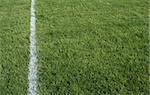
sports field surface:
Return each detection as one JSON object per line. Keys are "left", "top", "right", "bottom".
{"left": 0, "top": 0, "right": 149, "bottom": 95}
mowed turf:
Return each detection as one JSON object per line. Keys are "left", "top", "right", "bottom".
{"left": 0, "top": 0, "right": 149, "bottom": 95}
{"left": 36, "top": 0, "right": 149, "bottom": 95}
{"left": 0, "top": 0, "right": 30, "bottom": 94}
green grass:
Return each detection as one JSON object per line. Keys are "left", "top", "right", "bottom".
{"left": 0, "top": 0, "right": 30, "bottom": 94}
{"left": 0, "top": 0, "right": 149, "bottom": 95}
{"left": 36, "top": 0, "right": 149, "bottom": 95}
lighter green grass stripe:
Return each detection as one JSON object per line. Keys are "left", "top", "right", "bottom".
{"left": 28, "top": 0, "right": 38, "bottom": 95}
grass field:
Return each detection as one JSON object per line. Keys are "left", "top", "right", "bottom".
{"left": 0, "top": 0, "right": 30, "bottom": 94}
{"left": 0, "top": 0, "right": 149, "bottom": 95}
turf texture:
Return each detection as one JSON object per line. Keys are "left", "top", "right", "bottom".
{"left": 36, "top": 0, "right": 149, "bottom": 95}
{"left": 0, "top": 0, "right": 149, "bottom": 95}
{"left": 0, "top": 0, "right": 30, "bottom": 94}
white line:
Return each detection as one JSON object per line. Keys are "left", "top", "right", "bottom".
{"left": 28, "top": 0, "right": 38, "bottom": 95}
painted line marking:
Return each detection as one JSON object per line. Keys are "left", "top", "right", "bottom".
{"left": 28, "top": 0, "right": 38, "bottom": 95}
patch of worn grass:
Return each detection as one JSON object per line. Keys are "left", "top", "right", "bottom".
{"left": 0, "top": 0, "right": 30, "bottom": 94}
{"left": 36, "top": 0, "right": 149, "bottom": 95}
